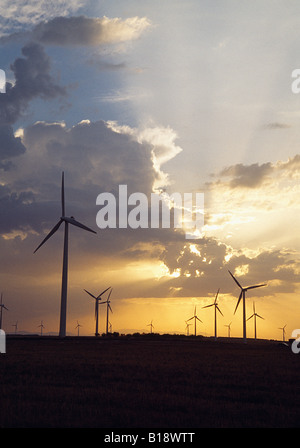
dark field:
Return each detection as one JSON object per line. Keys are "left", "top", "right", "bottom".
{"left": 0, "top": 335, "right": 299, "bottom": 428}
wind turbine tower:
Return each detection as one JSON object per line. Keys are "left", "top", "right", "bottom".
{"left": 228, "top": 270, "right": 266, "bottom": 343}
{"left": 34, "top": 172, "right": 97, "bottom": 338}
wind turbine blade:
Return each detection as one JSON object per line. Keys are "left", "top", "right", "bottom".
{"left": 97, "top": 286, "right": 111, "bottom": 299}
{"left": 216, "top": 305, "right": 223, "bottom": 316}
{"left": 34, "top": 219, "right": 63, "bottom": 253}
{"left": 246, "top": 284, "right": 267, "bottom": 290}
{"left": 214, "top": 288, "right": 220, "bottom": 303}
{"left": 3, "top": 306, "right": 8, "bottom": 311}
{"left": 202, "top": 303, "right": 214, "bottom": 309}
{"left": 107, "top": 289, "right": 112, "bottom": 300}
{"left": 228, "top": 270, "right": 243, "bottom": 289}
{"left": 187, "top": 316, "right": 194, "bottom": 322}
{"left": 84, "top": 289, "right": 97, "bottom": 299}
{"left": 257, "top": 314, "right": 264, "bottom": 320}
{"left": 108, "top": 304, "right": 113, "bottom": 313}
{"left": 234, "top": 290, "right": 243, "bottom": 314}
{"left": 61, "top": 172, "right": 65, "bottom": 217}
{"left": 247, "top": 314, "right": 254, "bottom": 321}
{"left": 64, "top": 217, "right": 97, "bottom": 234}
{"left": 196, "top": 316, "right": 202, "bottom": 323}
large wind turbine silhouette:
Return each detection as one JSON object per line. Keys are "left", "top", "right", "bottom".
{"left": 0, "top": 293, "right": 8, "bottom": 329}
{"left": 84, "top": 286, "right": 111, "bottom": 336}
{"left": 228, "top": 270, "right": 266, "bottom": 343}
{"left": 187, "top": 306, "right": 202, "bottom": 337}
{"left": 34, "top": 172, "right": 97, "bottom": 338}
{"left": 247, "top": 302, "right": 264, "bottom": 339}
{"left": 202, "top": 288, "right": 223, "bottom": 340}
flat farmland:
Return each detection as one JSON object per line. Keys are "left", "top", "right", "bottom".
{"left": 0, "top": 336, "right": 299, "bottom": 428}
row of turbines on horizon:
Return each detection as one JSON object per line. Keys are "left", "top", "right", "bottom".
{"left": 0, "top": 172, "right": 288, "bottom": 343}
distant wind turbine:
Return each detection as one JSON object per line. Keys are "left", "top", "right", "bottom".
{"left": 224, "top": 322, "right": 232, "bottom": 338}
{"left": 228, "top": 270, "right": 267, "bottom": 343}
{"left": 38, "top": 320, "right": 45, "bottom": 336}
{"left": 147, "top": 320, "right": 154, "bottom": 334}
{"left": 187, "top": 306, "right": 202, "bottom": 336}
{"left": 247, "top": 302, "right": 264, "bottom": 339}
{"left": 202, "top": 288, "right": 223, "bottom": 340}
{"left": 279, "top": 324, "right": 287, "bottom": 342}
{"left": 75, "top": 320, "right": 82, "bottom": 336}
{"left": 0, "top": 293, "right": 8, "bottom": 329}
{"left": 185, "top": 320, "right": 191, "bottom": 336}
{"left": 84, "top": 286, "right": 111, "bottom": 336}
{"left": 34, "top": 172, "right": 97, "bottom": 338}
{"left": 12, "top": 321, "right": 18, "bottom": 334}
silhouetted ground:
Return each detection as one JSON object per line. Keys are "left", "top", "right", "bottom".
{"left": 0, "top": 335, "right": 299, "bottom": 428}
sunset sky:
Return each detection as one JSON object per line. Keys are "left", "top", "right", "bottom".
{"left": 0, "top": 0, "right": 300, "bottom": 339}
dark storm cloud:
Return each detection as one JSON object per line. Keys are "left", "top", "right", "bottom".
{"left": 0, "top": 125, "right": 26, "bottom": 166}
{"left": 0, "top": 42, "right": 66, "bottom": 125}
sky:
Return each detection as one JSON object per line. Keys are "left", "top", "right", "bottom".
{"left": 0, "top": 0, "right": 300, "bottom": 339}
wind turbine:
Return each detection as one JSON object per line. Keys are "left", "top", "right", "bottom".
{"left": 147, "top": 320, "right": 154, "bottom": 334}
{"left": 187, "top": 306, "right": 202, "bottom": 337}
{"left": 228, "top": 270, "right": 267, "bottom": 343}
{"left": 84, "top": 286, "right": 111, "bottom": 336}
{"left": 202, "top": 288, "right": 223, "bottom": 340}
{"left": 34, "top": 172, "right": 97, "bottom": 338}
{"left": 247, "top": 302, "right": 264, "bottom": 339}
{"left": 224, "top": 322, "right": 232, "bottom": 338}
{"left": 101, "top": 288, "right": 113, "bottom": 335}
{"left": 0, "top": 293, "right": 8, "bottom": 329}
{"left": 12, "top": 321, "right": 18, "bottom": 334}
{"left": 279, "top": 324, "right": 287, "bottom": 342}
{"left": 38, "top": 320, "right": 45, "bottom": 336}
{"left": 185, "top": 320, "right": 191, "bottom": 336}
{"left": 75, "top": 321, "right": 82, "bottom": 336}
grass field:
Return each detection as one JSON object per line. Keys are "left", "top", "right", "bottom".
{"left": 0, "top": 335, "right": 299, "bottom": 428}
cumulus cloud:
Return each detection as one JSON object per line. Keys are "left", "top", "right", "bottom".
{"left": 0, "top": 42, "right": 66, "bottom": 125}
{"left": 1, "top": 15, "right": 151, "bottom": 47}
